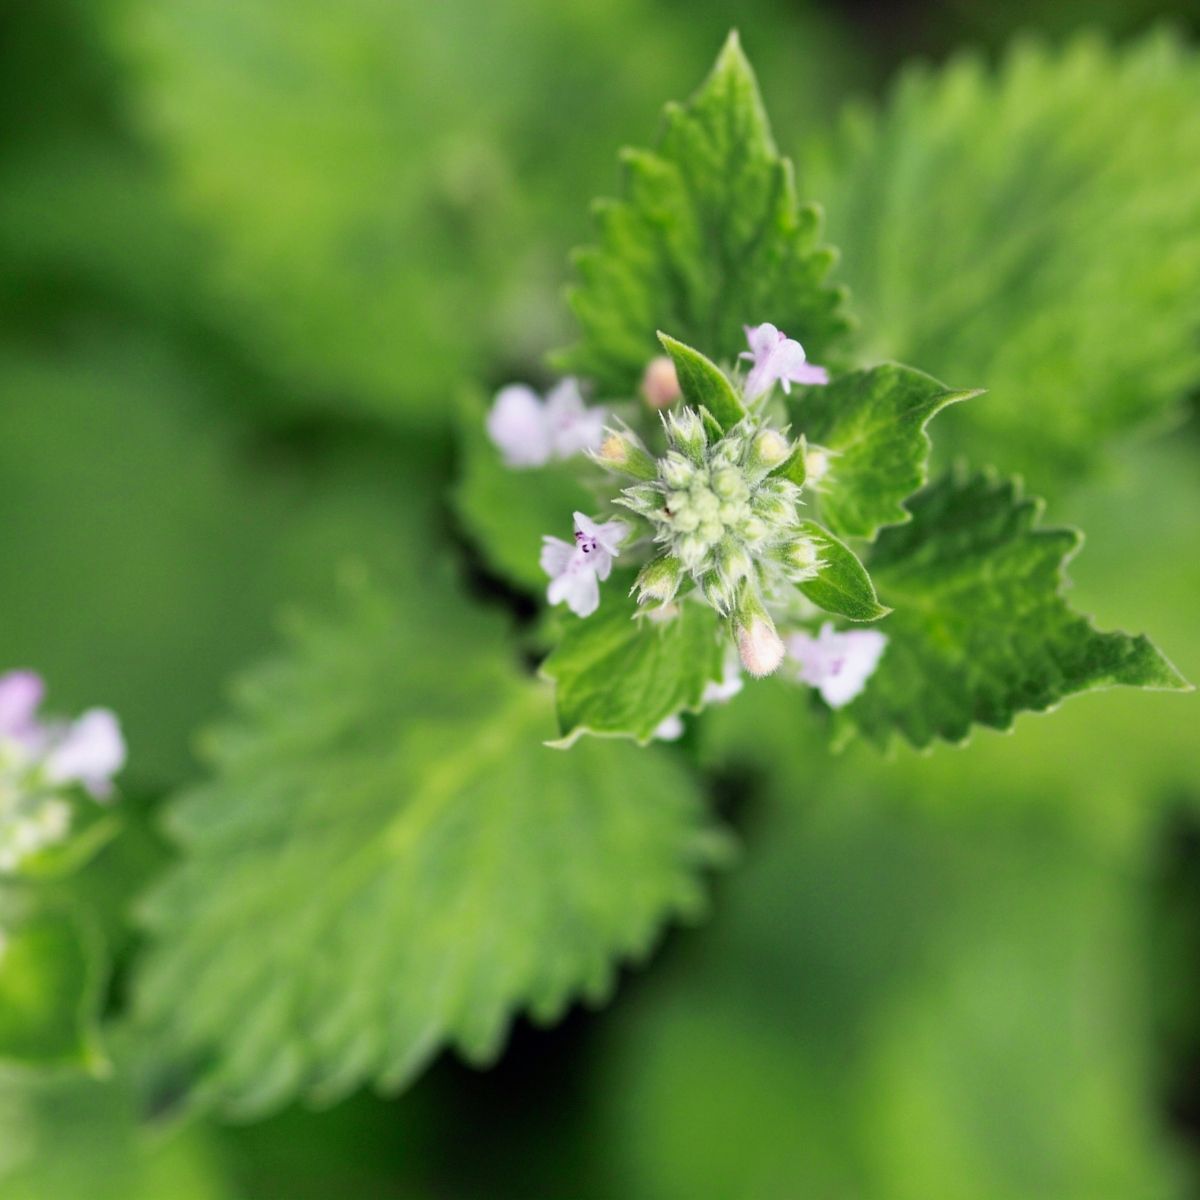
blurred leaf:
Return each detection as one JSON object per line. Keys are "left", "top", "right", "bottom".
{"left": 841, "top": 468, "right": 1188, "bottom": 750}
{"left": 0, "top": 895, "right": 104, "bottom": 1071}
{"left": 134, "top": 582, "right": 726, "bottom": 1117}
{"left": 541, "top": 580, "right": 726, "bottom": 744}
{"left": 0, "top": 1064, "right": 234, "bottom": 1200}
{"left": 0, "top": 335, "right": 445, "bottom": 788}
{"left": 809, "top": 31, "right": 1200, "bottom": 495}
{"left": 452, "top": 392, "right": 596, "bottom": 592}
{"left": 121, "top": 3, "right": 856, "bottom": 424}
{"left": 787, "top": 365, "right": 976, "bottom": 540}
{"left": 590, "top": 796, "right": 1187, "bottom": 1199}
{"left": 555, "top": 32, "right": 849, "bottom": 397}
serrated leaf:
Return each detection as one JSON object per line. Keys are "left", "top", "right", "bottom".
{"left": 839, "top": 469, "right": 1190, "bottom": 749}
{"left": 810, "top": 32, "right": 1200, "bottom": 493}
{"left": 133, "top": 584, "right": 725, "bottom": 1117}
{"left": 787, "top": 365, "right": 974, "bottom": 540}
{"left": 658, "top": 333, "right": 745, "bottom": 430}
{"left": 541, "top": 580, "right": 726, "bottom": 743}
{"left": 451, "top": 391, "right": 596, "bottom": 592}
{"left": 795, "top": 521, "right": 889, "bottom": 622}
{"left": 0, "top": 895, "right": 105, "bottom": 1071}
{"left": 556, "top": 32, "right": 848, "bottom": 396}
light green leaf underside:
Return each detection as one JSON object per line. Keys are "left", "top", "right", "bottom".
{"left": 0, "top": 896, "right": 105, "bottom": 1071}
{"left": 658, "top": 332, "right": 746, "bottom": 430}
{"left": 134, "top": 584, "right": 725, "bottom": 1118}
{"left": 452, "top": 392, "right": 596, "bottom": 591}
{"left": 838, "top": 469, "right": 1189, "bottom": 750}
{"left": 556, "top": 32, "right": 848, "bottom": 397}
{"left": 541, "top": 581, "right": 727, "bottom": 744}
{"left": 787, "top": 364, "right": 974, "bottom": 541}
{"left": 795, "top": 521, "right": 889, "bottom": 622}
{"left": 809, "top": 31, "right": 1200, "bottom": 493}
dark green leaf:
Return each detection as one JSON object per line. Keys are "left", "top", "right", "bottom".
{"left": 795, "top": 521, "right": 889, "bottom": 622}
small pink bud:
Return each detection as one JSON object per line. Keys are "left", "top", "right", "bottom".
{"left": 736, "top": 617, "right": 786, "bottom": 677}
{"left": 641, "top": 356, "right": 681, "bottom": 409}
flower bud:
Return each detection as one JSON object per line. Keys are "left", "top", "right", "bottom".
{"left": 732, "top": 584, "right": 785, "bottom": 677}
{"left": 594, "top": 428, "right": 657, "bottom": 481}
{"left": 678, "top": 535, "right": 709, "bottom": 571}
{"left": 640, "top": 356, "right": 681, "bottom": 409}
{"left": 806, "top": 444, "right": 833, "bottom": 486}
{"left": 702, "top": 570, "right": 737, "bottom": 615}
{"left": 634, "top": 554, "right": 684, "bottom": 605}
{"left": 712, "top": 467, "right": 747, "bottom": 501}
{"left": 772, "top": 536, "right": 821, "bottom": 579}
{"left": 747, "top": 429, "right": 791, "bottom": 475}
{"left": 660, "top": 452, "right": 694, "bottom": 489}
{"left": 665, "top": 407, "right": 707, "bottom": 463}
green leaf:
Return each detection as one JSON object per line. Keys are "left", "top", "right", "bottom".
{"left": 452, "top": 391, "right": 596, "bottom": 592}
{"left": 0, "top": 894, "right": 105, "bottom": 1071}
{"left": 658, "top": 333, "right": 745, "bottom": 430}
{"left": 809, "top": 31, "right": 1200, "bottom": 494}
{"left": 133, "top": 583, "right": 726, "bottom": 1117}
{"left": 787, "top": 365, "right": 975, "bottom": 541}
{"left": 556, "top": 32, "right": 848, "bottom": 397}
{"left": 795, "top": 521, "right": 889, "bottom": 622}
{"left": 541, "top": 580, "right": 726, "bottom": 743}
{"left": 839, "top": 469, "right": 1190, "bottom": 750}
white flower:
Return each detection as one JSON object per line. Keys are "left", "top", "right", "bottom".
{"left": 0, "top": 670, "right": 126, "bottom": 873}
{"left": 652, "top": 714, "right": 686, "bottom": 741}
{"left": 44, "top": 709, "right": 126, "bottom": 801}
{"left": 787, "top": 622, "right": 887, "bottom": 708}
{"left": 486, "top": 378, "right": 605, "bottom": 468}
{"left": 540, "top": 512, "right": 628, "bottom": 618}
{"left": 740, "top": 322, "right": 829, "bottom": 401}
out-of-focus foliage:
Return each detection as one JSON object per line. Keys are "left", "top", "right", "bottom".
{"left": 809, "top": 31, "right": 1200, "bottom": 497}
{"left": 0, "top": 1067, "right": 234, "bottom": 1200}
{"left": 134, "top": 583, "right": 727, "bottom": 1117}
{"left": 588, "top": 792, "right": 1187, "bottom": 1200}
{"left": 119, "top": 2, "right": 855, "bottom": 425}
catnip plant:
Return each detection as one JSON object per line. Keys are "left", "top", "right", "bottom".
{"left": 0, "top": 31, "right": 1190, "bottom": 1131}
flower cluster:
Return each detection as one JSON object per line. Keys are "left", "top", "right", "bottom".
{"left": 0, "top": 670, "right": 126, "bottom": 872}
{"left": 604, "top": 410, "right": 819, "bottom": 675}
{"left": 488, "top": 321, "right": 888, "bottom": 707}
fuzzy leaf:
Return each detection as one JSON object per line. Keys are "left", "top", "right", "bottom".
{"left": 795, "top": 521, "right": 889, "bottom": 622}
{"left": 787, "top": 365, "right": 975, "bottom": 540}
{"left": 839, "top": 470, "right": 1190, "bottom": 749}
{"left": 658, "top": 333, "right": 745, "bottom": 430}
{"left": 556, "top": 32, "right": 848, "bottom": 396}
{"left": 0, "top": 896, "right": 105, "bottom": 1071}
{"left": 542, "top": 581, "right": 726, "bottom": 743}
{"left": 809, "top": 32, "right": 1200, "bottom": 493}
{"left": 452, "top": 391, "right": 596, "bottom": 592}
{"left": 133, "top": 583, "right": 725, "bottom": 1117}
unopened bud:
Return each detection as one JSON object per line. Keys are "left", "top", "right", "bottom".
{"left": 660, "top": 452, "right": 694, "bottom": 489}
{"left": 640, "top": 356, "right": 681, "bottom": 409}
{"left": 665, "top": 407, "right": 707, "bottom": 463}
{"left": 773, "top": 537, "right": 821, "bottom": 579}
{"left": 595, "top": 428, "right": 657, "bottom": 480}
{"left": 747, "top": 430, "right": 792, "bottom": 476}
{"left": 678, "top": 535, "right": 709, "bottom": 571}
{"left": 712, "top": 467, "right": 747, "bottom": 501}
{"left": 733, "top": 586, "right": 785, "bottom": 677}
{"left": 806, "top": 445, "right": 833, "bottom": 486}
{"left": 634, "top": 555, "right": 684, "bottom": 605}
{"left": 702, "top": 570, "right": 737, "bottom": 615}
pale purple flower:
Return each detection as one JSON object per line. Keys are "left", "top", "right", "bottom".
{"left": 740, "top": 322, "right": 828, "bottom": 400}
{"left": 44, "top": 710, "right": 126, "bottom": 801}
{"left": 540, "top": 512, "right": 627, "bottom": 618}
{"left": 486, "top": 378, "right": 605, "bottom": 468}
{"left": 0, "top": 671, "right": 45, "bottom": 748}
{"left": 787, "top": 623, "right": 887, "bottom": 708}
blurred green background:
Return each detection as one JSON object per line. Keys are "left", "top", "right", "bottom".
{"left": 2, "top": 0, "right": 1199, "bottom": 1195}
